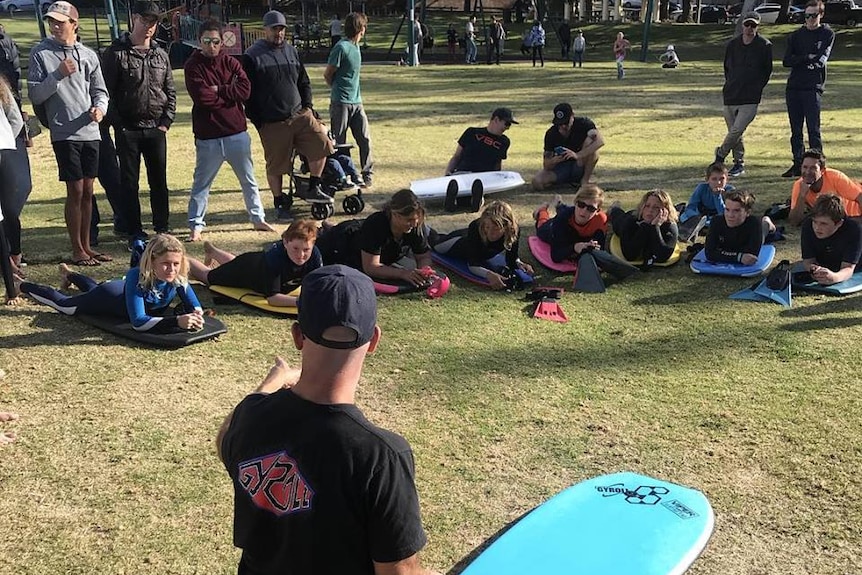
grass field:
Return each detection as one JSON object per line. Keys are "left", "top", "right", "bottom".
{"left": 1, "top": 16, "right": 862, "bottom": 575}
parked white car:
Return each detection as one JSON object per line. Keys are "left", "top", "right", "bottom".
{"left": 752, "top": 3, "right": 804, "bottom": 23}
{"left": 0, "top": 0, "right": 50, "bottom": 12}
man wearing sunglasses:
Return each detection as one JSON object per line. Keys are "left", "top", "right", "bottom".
{"left": 443, "top": 107, "right": 517, "bottom": 212}
{"left": 102, "top": 1, "right": 176, "bottom": 240}
{"left": 183, "top": 20, "right": 274, "bottom": 242}
{"left": 781, "top": 0, "right": 834, "bottom": 178}
{"left": 713, "top": 11, "right": 772, "bottom": 178}
{"left": 531, "top": 102, "right": 604, "bottom": 191}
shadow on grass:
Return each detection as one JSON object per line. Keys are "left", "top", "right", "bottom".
{"left": 779, "top": 294, "right": 862, "bottom": 317}
{"left": 779, "top": 316, "right": 862, "bottom": 332}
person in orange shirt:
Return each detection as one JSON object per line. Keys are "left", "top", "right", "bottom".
{"left": 788, "top": 149, "right": 862, "bottom": 226}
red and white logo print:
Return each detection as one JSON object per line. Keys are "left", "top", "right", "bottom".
{"left": 238, "top": 451, "right": 315, "bottom": 517}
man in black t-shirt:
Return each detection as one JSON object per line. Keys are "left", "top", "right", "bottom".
{"left": 801, "top": 194, "right": 862, "bottom": 285}
{"left": 531, "top": 102, "right": 604, "bottom": 191}
{"left": 445, "top": 107, "right": 517, "bottom": 176}
{"left": 217, "top": 265, "right": 440, "bottom": 575}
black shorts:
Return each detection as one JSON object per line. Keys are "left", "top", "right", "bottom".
{"left": 52, "top": 140, "right": 99, "bottom": 182}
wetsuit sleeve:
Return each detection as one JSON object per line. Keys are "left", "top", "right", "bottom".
{"left": 177, "top": 281, "right": 203, "bottom": 312}
{"left": 124, "top": 269, "right": 178, "bottom": 331}
{"left": 549, "top": 206, "right": 576, "bottom": 263}
{"left": 359, "top": 213, "right": 387, "bottom": 256}
{"left": 462, "top": 220, "right": 489, "bottom": 265}
{"left": 653, "top": 221, "right": 679, "bottom": 261}
{"left": 505, "top": 234, "right": 521, "bottom": 269}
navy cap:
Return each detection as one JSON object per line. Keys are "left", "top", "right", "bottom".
{"left": 263, "top": 10, "right": 287, "bottom": 28}
{"left": 298, "top": 265, "right": 377, "bottom": 350}
{"left": 552, "top": 103, "right": 573, "bottom": 126}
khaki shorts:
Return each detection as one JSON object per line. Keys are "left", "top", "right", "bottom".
{"left": 259, "top": 108, "right": 334, "bottom": 176}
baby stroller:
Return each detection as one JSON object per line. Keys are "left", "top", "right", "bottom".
{"left": 288, "top": 143, "right": 366, "bottom": 220}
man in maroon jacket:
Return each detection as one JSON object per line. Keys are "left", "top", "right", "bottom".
{"left": 185, "top": 19, "right": 274, "bottom": 242}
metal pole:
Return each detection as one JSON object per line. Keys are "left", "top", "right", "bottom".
{"left": 639, "top": 0, "right": 653, "bottom": 61}
{"left": 35, "top": 2, "right": 47, "bottom": 38}
{"left": 407, "top": 0, "right": 417, "bottom": 66}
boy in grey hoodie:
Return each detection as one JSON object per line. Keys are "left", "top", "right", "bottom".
{"left": 28, "top": 1, "right": 109, "bottom": 266}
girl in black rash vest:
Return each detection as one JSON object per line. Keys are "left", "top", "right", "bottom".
{"left": 704, "top": 190, "right": 774, "bottom": 264}
{"left": 432, "top": 200, "right": 533, "bottom": 290}
{"left": 608, "top": 189, "right": 679, "bottom": 264}
{"left": 317, "top": 189, "right": 434, "bottom": 287}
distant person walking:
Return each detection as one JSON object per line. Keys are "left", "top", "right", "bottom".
{"left": 488, "top": 17, "right": 505, "bottom": 65}
{"left": 558, "top": 20, "right": 571, "bottom": 59}
{"left": 713, "top": 11, "right": 772, "bottom": 178}
{"left": 572, "top": 29, "right": 585, "bottom": 67}
{"left": 329, "top": 13, "right": 342, "bottom": 47}
{"left": 465, "top": 15, "right": 477, "bottom": 64}
{"left": 613, "top": 31, "right": 631, "bottom": 79}
{"left": 446, "top": 23, "right": 458, "bottom": 63}
{"left": 781, "top": 0, "right": 834, "bottom": 178}
{"left": 527, "top": 20, "right": 545, "bottom": 67}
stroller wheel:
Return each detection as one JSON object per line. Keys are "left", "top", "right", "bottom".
{"left": 311, "top": 202, "right": 334, "bottom": 220}
{"left": 342, "top": 194, "right": 365, "bottom": 215}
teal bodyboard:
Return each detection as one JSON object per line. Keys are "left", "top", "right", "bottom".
{"left": 460, "top": 471, "right": 714, "bottom": 575}
{"left": 791, "top": 269, "right": 862, "bottom": 295}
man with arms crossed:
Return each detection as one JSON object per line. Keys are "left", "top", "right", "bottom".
{"left": 29, "top": 1, "right": 109, "bottom": 266}
{"left": 781, "top": 0, "right": 834, "bottom": 178}
{"left": 324, "top": 12, "right": 374, "bottom": 187}
{"left": 531, "top": 102, "right": 604, "bottom": 191}
{"left": 184, "top": 20, "right": 274, "bottom": 242}
{"left": 788, "top": 149, "right": 861, "bottom": 227}
{"left": 217, "top": 265, "right": 440, "bottom": 575}
{"left": 713, "top": 11, "right": 772, "bottom": 178}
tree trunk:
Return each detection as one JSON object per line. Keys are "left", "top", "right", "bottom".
{"left": 775, "top": 0, "right": 792, "bottom": 23}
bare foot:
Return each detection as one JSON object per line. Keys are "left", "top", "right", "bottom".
{"left": 253, "top": 221, "right": 277, "bottom": 232}
{"left": 0, "top": 412, "right": 18, "bottom": 423}
{"left": 188, "top": 229, "right": 203, "bottom": 242}
{"left": 203, "top": 241, "right": 215, "bottom": 268}
{"left": 58, "top": 263, "right": 73, "bottom": 290}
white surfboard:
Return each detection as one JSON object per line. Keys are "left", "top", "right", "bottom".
{"left": 410, "top": 171, "right": 526, "bottom": 200}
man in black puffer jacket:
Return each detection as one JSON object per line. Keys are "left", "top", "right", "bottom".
{"left": 102, "top": 0, "right": 176, "bottom": 239}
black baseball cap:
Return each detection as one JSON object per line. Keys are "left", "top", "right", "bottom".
{"left": 492, "top": 107, "right": 519, "bottom": 125}
{"left": 298, "top": 265, "right": 377, "bottom": 350}
{"left": 552, "top": 103, "right": 573, "bottom": 126}
{"left": 132, "top": 1, "right": 160, "bottom": 18}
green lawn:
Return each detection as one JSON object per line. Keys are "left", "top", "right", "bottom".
{"left": 1, "top": 18, "right": 861, "bottom": 575}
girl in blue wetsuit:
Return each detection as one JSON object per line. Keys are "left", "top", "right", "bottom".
{"left": 432, "top": 200, "right": 534, "bottom": 289}
{"left": 21, "top": 235, "right": 205, "bottom": 332}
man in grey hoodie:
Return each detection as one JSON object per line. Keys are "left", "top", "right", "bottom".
{"left": 28, "top": 1, "right": 109, "bottom": 266}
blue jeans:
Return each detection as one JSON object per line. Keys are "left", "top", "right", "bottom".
{"left": 187, "top": 131, "right": 267, "bottom": 232}
{"left": 786, "top": 89, "right": 822, "bottom": 166}
{"left": 466, "top": 37, "right": 477, "bottom": 62}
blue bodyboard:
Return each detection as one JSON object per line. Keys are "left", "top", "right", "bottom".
{"left": 460, "top": 471, "right": 714, "bottom": 575}
{"left": 791, "top": 270, "right": 862, "bottom": 295}
{"left": 430, "top": 252, "right": 533, "bottom": 288}
{"left": 690, "top": 245, "right": 775, "bottom": 277}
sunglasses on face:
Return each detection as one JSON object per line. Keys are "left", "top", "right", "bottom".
{"left": 202, "top": 37, "right": 221, "bottom": 45}
{"left": 576, "top": 201, "right": 599, "bottom": 213}
{"left": 504, "top": 121, "right": 512, "bottom": 127}
{"left": 804, "top": 12, "right": 820, "bottom": 18}
{"left": 743, "top": 21, "right": 758, "bottom": 28}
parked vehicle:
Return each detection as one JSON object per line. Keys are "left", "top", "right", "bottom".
{"left": 823, "top": 0, "right": 862, "bottom": 26}
{"left": 0, "top": 0, "right": 49, "bottom": 12}
{"left": 675, "top": 4, "right": 730, "bottom": 22}
{"left": 748, "top": 3, "right": 804, "bottom": 24}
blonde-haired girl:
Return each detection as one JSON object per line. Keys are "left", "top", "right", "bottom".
{"left": 608, "top": 189, "right": 679, "bottom": 263}
{"left": 21, "top": 234, "right": 205, "bottom": 332}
